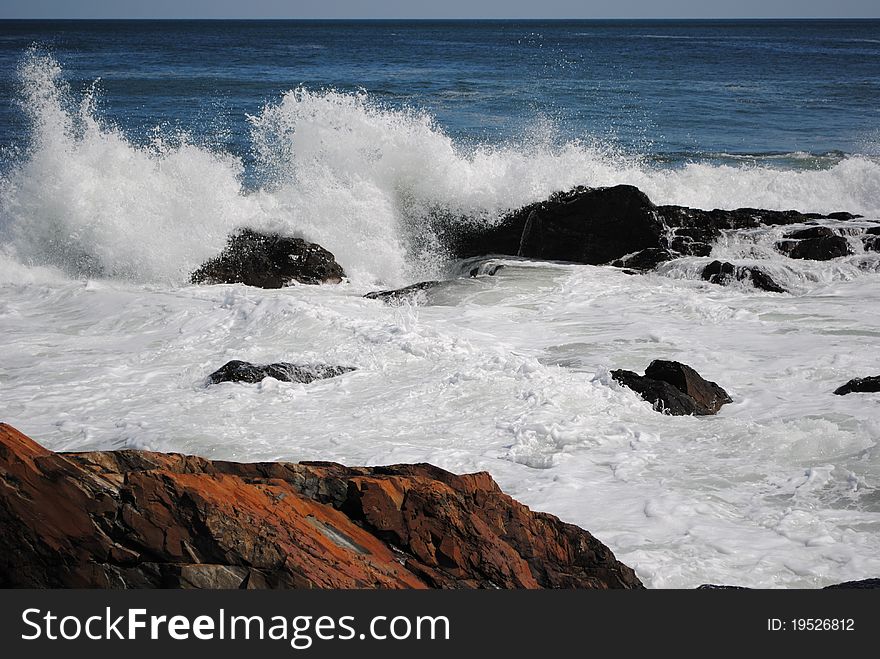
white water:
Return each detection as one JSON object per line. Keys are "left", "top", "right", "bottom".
{"left": 2, "top": 54, "right": 880, "bottom": 588}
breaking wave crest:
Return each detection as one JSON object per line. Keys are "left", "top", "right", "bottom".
{"left": 1, "top": 51, "right": 879, "bottom": 286}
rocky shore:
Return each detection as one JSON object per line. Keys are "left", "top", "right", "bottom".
{"left": 0, "top": 424, "right": 642, "bottom": 589}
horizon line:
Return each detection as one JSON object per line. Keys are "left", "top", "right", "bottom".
{"left": 1, "top": 16, "right": 879, "bottom": 21}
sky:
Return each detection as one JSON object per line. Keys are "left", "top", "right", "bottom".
{"left": 0, "top": 1, "right": 878, "bottom": 19}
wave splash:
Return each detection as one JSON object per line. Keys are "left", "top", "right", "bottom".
{"left": 1, "top": 51, "right": 879, "bottom": 285}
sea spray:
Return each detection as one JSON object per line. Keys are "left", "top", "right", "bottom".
{"left": 1, "top": 52, "right": 879, "bottom": 287}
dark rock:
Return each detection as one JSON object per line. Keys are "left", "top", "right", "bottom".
{"left": 364, "top": 280, "right": 441, "bottom": 304}
{"left": 443, "top": 184, "right": 860, "bottom": 268}
{"left": 611, "top": 248, "right": 676, "bottom": 271}
{"left": 864, "top": 235, "right": 880, "bottom": 252}
{"left": 826, "top": 212, "right": 862, "bottom": 221}
{"left": 696, "top": 584, "right": 751, "bottom": 590}
{"left": 207, "top": 360, "right": 354, "bottom": 385}
{"left": 611, "top": 360, "right": 731, "bottom": 416}
{"left": 824, "top": 579, "right": 880, "bottom": 589}
{"left": 701, "top": 260, "right": 786, "bottom": 293}
{"left": 784, "top": 226, "right": 836, "bottom": 240}
{"left": 190, "top": 228, "right": 345, "bottom": 288}
{"left": 0, "top": 423, "right": 643, "bottom": 589}
{"left": 833, "top": 376, "right": 880, "bottom": 395}
{"left": 611, "top": 369, "right": 713, "bottom": 416}
{"left": 866, "top": 226, "right": 880, "bottom": 235}
{"left": 448, "top": 185, "right": 665, "bottom": 265}
{"left": 776, "top": 235, "right": 852, "bottom": 260}
{"left": 669, "top": 236, "right": 713, "bottom": 256}
{"left": 644, "top": 360, "right": 732, "bottom": 414}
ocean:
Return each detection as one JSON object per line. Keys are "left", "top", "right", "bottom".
{"left": 1, "top": 19, "right": 879, "bottom": 588}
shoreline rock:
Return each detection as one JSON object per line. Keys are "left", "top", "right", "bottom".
{"left": 833, "top": 376, "right": 880, "bottom": 395}
{"left": 191, "top": 229, "right": 345, "bottom": 288}
{"left": 444, "top": 184, "right": 861, "bottom": 267}
{"left": 0, "top": 424, "right": 643, "bottom": 589}
{"left": 207, "top": 360, "right": 355, "bottom": 385}
{"left": 701, "top": 260, "right": 786, "bottom": 293}
{"left": 611, "top": 360, "right": 731, "bottom": 416}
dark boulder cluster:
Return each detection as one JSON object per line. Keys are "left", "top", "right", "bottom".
{"left": 611, "top": 360, "right": 732, "bottom": 416}
{"left": 435, "top": 184, "right": 867, "bottom": 295}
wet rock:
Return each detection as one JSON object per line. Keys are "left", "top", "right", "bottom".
{"left": 443, "top": 185, "right": 860, "bottom": 269}
{"left": 701, "top": 260, "right": 786, "bottom": 293}
{"left": 863, "top": 235, "right": 880, "bottom": 252}
{"left": 776, "top": 235, "right": 852, "bottom": 260}
{"left": 611, "top": 248, "right": 676, "bottom": 271}
{"left": 611, "top": 360, "right": 731, "bottom": 416}
{"left": 207, "top": 360, "right": 355, "bottom": 385}
{"left": 610, "top": 369, "right": 705, "bottom": 416}
{"left": 644, "top": 360, "right": 732, "bottom": 414}
{"left": 833, "top": 376, "right": 880, "bottom": 395}
{"left": 0, "top": 424, "right": 643, "bottom": 589}
{"left": 363, "top": 280, "right": 441, "bottom": 304}
{"left": 784, "top": 226, "right": 837, "bottom": 240}
{"left": 190, "top": 228, "right": 345, "bottom": 288}
{"left": 448, "top": 185, "right": 665, "bottom": 265}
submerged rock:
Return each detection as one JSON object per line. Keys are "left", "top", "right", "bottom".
{"left": 611, "top": 248, "right": 676, "bottom": 271}
{"left": 611, "top": 360, "right": 731, "bottom": 416}
{"left": 190, "top": 228, "right": 345, "bottom": 288}
{"left": 0, "top": 423, "right": 643, "bottom": 589}
{"left": 701, "top": 260, "right": 786, "bottom": 293}
{"left": 833, "top": 376, "right": 880, "bottom": 395}
{"left": 364, "top": 280, "right": 441, "bottom": 304}
{"left": 207, "top": 360, "right": 354, "bottom": 385}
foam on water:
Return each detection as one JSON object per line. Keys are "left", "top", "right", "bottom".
{"left": 2, "top": 52, "right": 880, "bottom": 286}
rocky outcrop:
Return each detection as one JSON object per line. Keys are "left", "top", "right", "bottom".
{"left": 833, "top": 376, "right": 880, "bottom": 395}
{"left": 444, "top": 185, "right": 858, "bottom": 267}
{"left": 190, "top": 229, "right": 345, "bottom": 288}
{"left": 0, "top": 424, "right": 642, "bottom": 589}
{"left": 364, "top": 280, "right": 441, "bottom": 305}
{"left": 701, "top": 260, "right": 786, "bottom": 293}
{"left": 207, "top": 360, "right": 355, "bottom": 385}
{"left": 611, "top": 360, "right": 731, "bottom": 416}
{"left": 776, "top": 228, "right": 852, "bottom": 261}
{"left": 448, "top": 185, "right": 666, "bottom": 265}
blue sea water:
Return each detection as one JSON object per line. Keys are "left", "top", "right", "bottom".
{"left": 1, "top": 19, "right": 878, "bottom": 178}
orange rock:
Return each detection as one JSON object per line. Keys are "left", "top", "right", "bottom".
{"left": 0, "top": 423, "right": 642, "bottom": 589}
